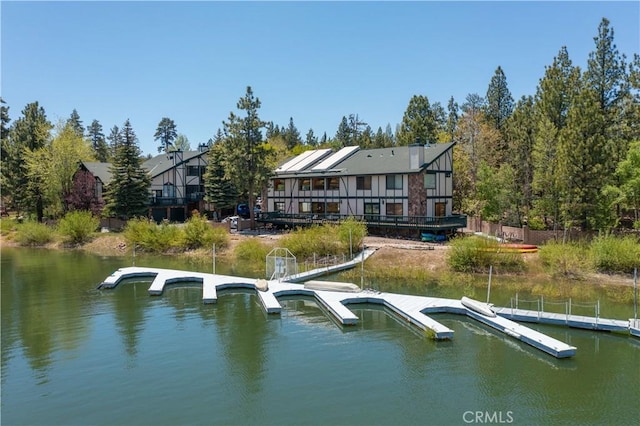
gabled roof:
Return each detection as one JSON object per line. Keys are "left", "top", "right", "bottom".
{"left": 275, "top": 143, "right": 454, "bottom": 178}
{"left": 82, "top": 162, "right": 113, "bottom": 184}
{"left": 142, "top": 150, "right": 208, "bottom": 178}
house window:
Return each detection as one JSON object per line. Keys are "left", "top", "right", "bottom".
{"left": 155, "top": 190, "right": 163, "bottom": 199}
{"left": 327, "top": 177, "right": 339, "bottom": 190}
{"left": 187, "top": 166, "right": 202, "bottom": 177}
{"left": 273, "top": 179, "right": 285, "bottom": 192}
{"left": 435, "top": 202, "right": 446, "bottom": 217}
{"left": 424, "top": 173, "right": 436, "bottom": 189}
{"left": 299, "top": 202, "right": 311, "bottom": 213}
{"left": 386, "top": 175, "right": 403, "bottom": 190}
{"left": 356, "top": 176, "right": 371, "bottom": 190}
{"left": 312, "top": 202, "right": 325, "bottom": 214}
{"left": 385, "top": 203, "right": 403, "bottom": 216}
{"left": 299, "top": 178, "right": 311, "bottom": 191}
{"left": 274, "top": 202, "right": 285, "bottom": 212}
{"left": 163, "top": 183, "right": 175, "bottom": 198}
{"left": 326, "top": 202, "right": 339, "bottom": 214}
{"left": 364, "top": 203, "right": 380, "bottom": 215}
{"left": 312, "top": 178, "right": 325, "bottom": 190}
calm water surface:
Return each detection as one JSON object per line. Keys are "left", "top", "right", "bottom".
{"left": 2, "top": 248, "right": 639, "bottom": 425}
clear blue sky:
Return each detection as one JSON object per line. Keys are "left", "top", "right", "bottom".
{"left": 2, "top": 1, "right": 639, "bottom": 156}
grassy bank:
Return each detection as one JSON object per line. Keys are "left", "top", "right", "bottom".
{"left": 2, "top": 217, "right": 637, "bottom": 303}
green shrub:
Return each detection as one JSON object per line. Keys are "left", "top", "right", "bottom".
{"left": 447, "top": 236, "right": 525, "bottom": 273}
{"left": 538, "top": 240, "right": 591, "bottom": 278}
{"left": 234, "top": 238, "right": 271, "bottom": 264}
{"left": 279, "top": 224, "right": 345, "bottom": 259}
{"left": 181, "top": 211, "right": 229, "bottom": 250}
{"left": 337, "top": 217, "right": 367, "bottom": 253}
{"left": 123, "top": 217, "right": 156, "bottom": 248}
{"left": 57, "top": 210, "right": 99, "bottom": 244}
{"left": 590, "top": 234, "right": 640, "bottom": 274}
{"left": 1, "top": 218, "right": 19, "bottom": 236}
{"left": 526, "top": 216, "right": 546, "bottom": 230}
{"left": 148, "top": 222, "right": 182, "bottom": 252}
{"left": 123, "top": 218, "right": 183, "bottom": 253}
{"left": 15, "top": 221, "right": 55, "bottom": 246}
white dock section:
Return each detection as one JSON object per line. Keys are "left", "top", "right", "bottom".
{"left": 98, "top": 266, "right": 637, "bottom": 358}
{"left": 494, "top": 307, "right": 631, "bottom": 333}
{"left": 630, "top": 319, "right": 640, "bottom": 338}
{"left": 284, "top": 248, "right": 377, "bottom": 283}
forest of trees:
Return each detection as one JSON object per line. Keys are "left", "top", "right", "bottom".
{"left": 1, "top": 18, "right": 638, "bottom": 231}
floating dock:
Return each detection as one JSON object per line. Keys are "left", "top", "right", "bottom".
{"left": 99, "top": 266, "right": 591, "bottom": 358}
{"left": 631, "top": 319, "right": 640, "bottom": 338}
{"left": 494, "top": 307, "right": 631, "bottom": 333}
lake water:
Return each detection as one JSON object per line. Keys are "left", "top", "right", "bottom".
{"left": 2, "top": 247, "right": 639, "bottom": 425}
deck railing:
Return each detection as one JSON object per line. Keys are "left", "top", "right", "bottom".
{"left": 257, "top": 212, "right": 467, "bottom": 229}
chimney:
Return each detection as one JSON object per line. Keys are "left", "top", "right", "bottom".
{"left": 409, "top": 143, "right": 424, "bottom": 170}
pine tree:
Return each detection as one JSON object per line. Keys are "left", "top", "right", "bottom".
{"left": 3, "top": 102, "right": 53, "bottom": 219}
{"left": 504, "top": 96, "right": 536, "bottom": 226}
{"left": 87, "top": 119, "right": 109, "bottom": 162}
{"left": 446, "top": 96, "right": 459, "bottom": 142}
{"left": 221, "top": 86, "right": 273, "bottom": 227}
{"left": 305, "top": 128, "right": 318, "bottom": 146}
{"left": 66, "top": 109, "right": 84, "bottom": 138}
{"left": 397, "top": 95, "right": 440, "bottom": 146}
{"left": 154, "top": 117, "right": 177, "bottom": 153}
{"left": 283, "top": 117, "right": 302, "bottom": 150}
{"left": 107, "top": 125, "right": 122, "bottom": 159}
{"left": 203, "top": 141, "right": 238, "bottom": 215}
{"left": 532, "top": 47, "right": 581, "bottom": 228}
{"left": 334, "top": 116, "right": 351, "bottom": 147}
{"left": 104, "top": 120, "right": 151, "bottom": 219}
{"left": 558, "top": 87, "right": 610, "bottom": 230}
{"left": 484, "top": 66, "right": 514, "bottom": 130}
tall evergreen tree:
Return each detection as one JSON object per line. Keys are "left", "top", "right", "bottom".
{"left": 334, "top": 116, "right": 351, "bottom": 147}
{"left": 66, "top": 109, "right": 84, "bottom": 138}
{"left": 558, "top": 87, "right": 610, "bottom": 230}
{"left": 283, "top": 117, "right": 302, "bottom": 150}
{"left": 1, "top": 98, "right": 10, "bottom": 168}
{"left": 3, "top": 102, "right": 53, "bottom": 218}
{"left": 104, "top": 119, "right": 151, "bottom": 219}
{"left": 87, "top": 119, "right": 109, "bottom": 162}
{"left": 397, "top": 95, "right": 440, "bottom": 146}
{"left": 446, "top": 96, "right": 459, "bottom": 142}
{"left": 107, "top": 125, "right": 122, "bottom": 159}
{"left": 154, "top": 117, "right": 177, "bottom": 153}
{"left": 348, "top": 114, "right": 367, "bottom": 146}
{"left": 505, "top": 96, "right": 536, "bottom": 226}
{"left": 585, "top": 18, "right": 627, "bottom": 113}
{"left": 305, "top": 128, "right": 318, "bottom": 146}
{"left": 585, "top": 17, "right": 631, "bottom": 204}
{"left": 532, "top": 47, "right": 581, "bottom": 228}
{"left": 484, "top": 66, "right": 514, "bottom": 130}
{"left": 204, "top": 140, "right": 238, "bottom": 215}
{"left": 221, "top": 86, "right": 273, "bottom": 227}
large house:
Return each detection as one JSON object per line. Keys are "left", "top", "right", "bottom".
{"left": 261, "top": 143, "right": 466, "bottom": 235}
{"left": 145, "top": 147, "right": 208, "bottom": 222}
{"left": 76, "top": 146, "right": 209, "bottom": 222}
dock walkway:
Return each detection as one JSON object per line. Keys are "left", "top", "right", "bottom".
{"left": 494, "top": 307, "right": 631, "bottom": 332}
{"left": 99, "top": 266, "right": 585, "bottom": 358}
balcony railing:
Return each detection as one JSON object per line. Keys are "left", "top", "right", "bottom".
{"left": 257, "top": 212, "right": 467, "bottom": 230}
{"left": 149, "top": 193, "right": 204, "bottom": 206}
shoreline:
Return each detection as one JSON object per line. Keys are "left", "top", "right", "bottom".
{"left": 2, "top": 231, "right": 637, "bottom": 291}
